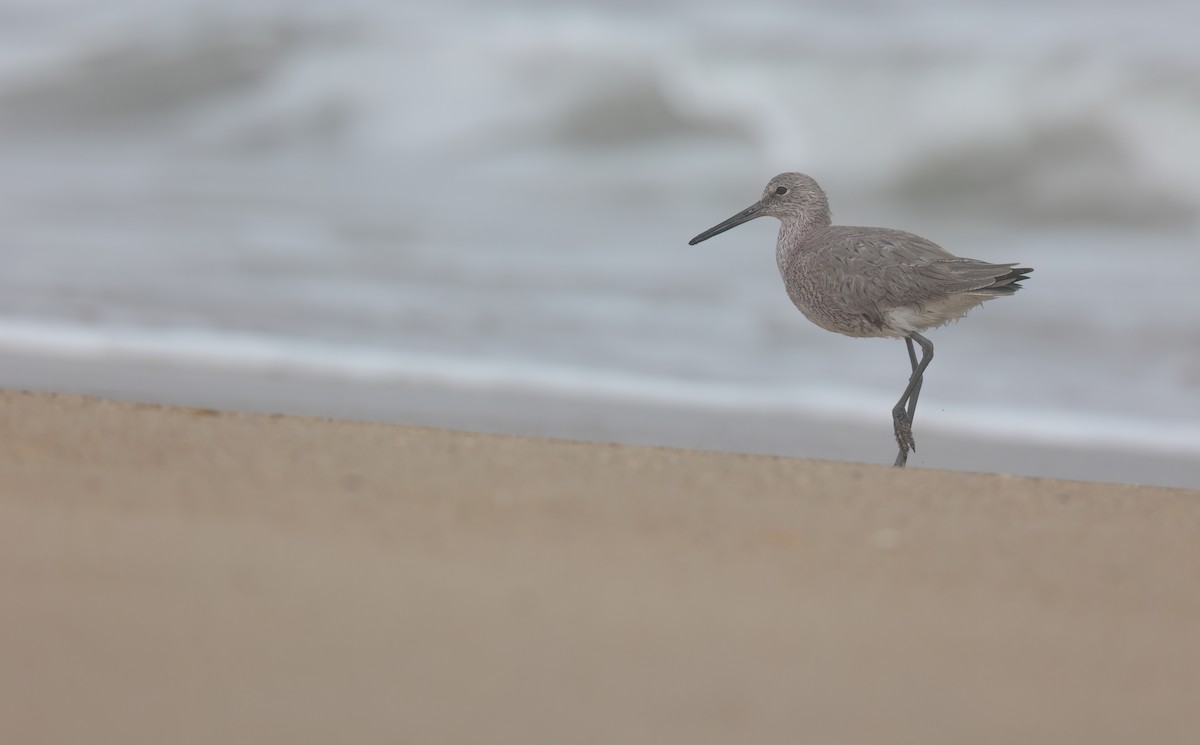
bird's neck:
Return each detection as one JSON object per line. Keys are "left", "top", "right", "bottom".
{"left": 775, "top": 210, "right": 830, "bottom": 275}
{"left": 777, "top": 210, "right": 830, "bottom": 247}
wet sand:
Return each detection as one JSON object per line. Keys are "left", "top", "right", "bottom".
{"left": 2, "top": 389, "right": 1199, "bottom": 744}
{"left": 2, "top": 349, "right": 1198, "bottom": 489}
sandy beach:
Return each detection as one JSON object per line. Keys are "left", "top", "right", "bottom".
{"left": 3, "top": 388, "right": 1199, "bottom": 744}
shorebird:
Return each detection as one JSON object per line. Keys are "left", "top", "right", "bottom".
{"left": 689, "top": 172, "right": 1031, "bottom": 467}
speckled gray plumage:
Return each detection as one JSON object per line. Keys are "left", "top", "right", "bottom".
{"left": 777, "top": 223, "right": 1029, "bottom": 338}
{"left": 689, "top": 172, "right": 1032, "bottom": 467}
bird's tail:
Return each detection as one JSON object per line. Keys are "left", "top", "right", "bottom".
{"left": 979, "top": 264, "right": 1032, "bottom": 295}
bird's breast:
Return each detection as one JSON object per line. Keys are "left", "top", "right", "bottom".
{"left": 776, "top": 241, "right": 907, "bottom": 339}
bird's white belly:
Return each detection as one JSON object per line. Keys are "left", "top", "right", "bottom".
{"left": 884, "top": 295, "right": 983, "bottom": 336}
{"left": 883, "top": 306, "right": 934, "bottom": 335}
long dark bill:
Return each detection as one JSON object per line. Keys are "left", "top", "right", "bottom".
{"left": 688, "top": 201, "right": 765, "bottom": 245}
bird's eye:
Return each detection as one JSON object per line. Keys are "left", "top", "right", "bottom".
{"left": 775, "top": 186, "right": 789, "bottom": 195}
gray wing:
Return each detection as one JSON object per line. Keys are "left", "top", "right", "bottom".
{"left": 815, "top": 227, "right": 1031, "bottom": 311}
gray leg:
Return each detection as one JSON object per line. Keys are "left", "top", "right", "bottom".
{"left": 892, "top": 332, "right": 934, "bottom": 468}
{"left": 904, "top": 337, "right": 924, "bottom": 422}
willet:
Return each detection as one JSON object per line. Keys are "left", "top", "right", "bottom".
{"left": 689, "top": 173, "right": 1031, "bottom": 467}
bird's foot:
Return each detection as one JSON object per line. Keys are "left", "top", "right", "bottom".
{"left": 892, "top": 408, "right": 916, "bottom": 468}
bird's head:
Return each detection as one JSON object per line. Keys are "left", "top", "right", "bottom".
{"left": 689, "top": 172, "right": 831, "bottom": 245}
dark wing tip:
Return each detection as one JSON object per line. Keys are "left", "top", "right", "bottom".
{"left": 999, "top": 265, "right": 1033, "bottom": 284}
{"left": 986, "top": 265, "right": 1033, "bottom": 294}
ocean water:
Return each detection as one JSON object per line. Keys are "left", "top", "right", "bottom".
{"left": 2, "top": 0, "right": 1199, "bottom": 463}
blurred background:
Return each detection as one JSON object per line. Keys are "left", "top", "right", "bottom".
{"left": 1, "top": 0, "right": 1198, "bottom": 486}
